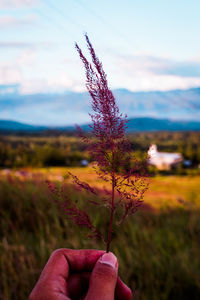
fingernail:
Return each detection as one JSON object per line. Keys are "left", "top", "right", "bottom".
{"left": 100, "top": 252, "right": 118, "bottom": 269}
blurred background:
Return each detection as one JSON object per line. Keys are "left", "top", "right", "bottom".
{"left": 0, "top": 0, "right": 200, "bottom": 299}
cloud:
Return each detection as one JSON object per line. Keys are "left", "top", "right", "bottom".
{"left": 0, "top": 0, "right": 39, "bottom": 9}
{"left": 142, "top": 56, "right": 200, "bottom": 78}
{"left": 0, "top": 64, "right": 22, "bottom": 85}
{"left": 0, "top": 41, "right": 53, "bottom": 49}
{"left": 116, "top": 54, "right": 200, "bottom": 77}
{"left": 0, "top": 49, "right": 81, "bottom": 95}
{"left": 0, "top": 48, "right": 37, "bottom": 87}
{"left": 110, "top": 54, "right": 200, "bottom": 91}
{"left": 17, "top": 49, "right": 36, "bottom": 65}
{"left": 0, "top": 14, "right": 37, "bottom": 29}
{"left": 0, "top": 52, "right": 84, "bottom": 94}
{"left": 0, "top": 41, "right": 34, "bottom": 48}
{"left": 19, "top": 75, "right": 84, "bottom": 95}
{"left": 114, "top": 73, "right": 200, "bottom": 92}
{"left": 159, "top": 61, "right": 200, "bottom": 77}
{"left": 1, "top": 49, "right": 200, "bottom": 95}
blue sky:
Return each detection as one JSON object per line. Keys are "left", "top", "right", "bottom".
{"left": 1, "top": 0, "right": 200, "bottom": 95}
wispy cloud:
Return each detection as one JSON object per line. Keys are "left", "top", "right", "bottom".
{"left": 0, "top": 64, "right": 22, "bottom": 85}
{"left": 0, "top": 41, "right": 53, "bottom": 49}
{"left": 135, "top": 55, "right": 200, "bottom": 78}
{"left": 17, "top": 49, "right": 36, "bottom": 65}
{"left": 0, "top": 14, "right": 37, "bottom": 29}
{"left": 115, "top": 54, "right": 200, "bottom": 77}
{"left": 0, "top": 0, "right": 39, "bottom": 9}
{"left": 154, "top": 60, "right": 200, "bottom": 78}
{"left": 0, "top": 42, "right": 35, "bottom": 48}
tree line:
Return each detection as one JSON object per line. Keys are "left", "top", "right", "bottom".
{"left": 0, "top": 131, "right": 200, "bottom": 169}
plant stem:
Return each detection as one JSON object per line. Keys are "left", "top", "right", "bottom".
{"left": 106, "top": 172, "right": 115, "bottom": 252}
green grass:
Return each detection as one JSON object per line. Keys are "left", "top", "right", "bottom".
{"left": 0, "top": 177, "right": 200, "bottom": 299}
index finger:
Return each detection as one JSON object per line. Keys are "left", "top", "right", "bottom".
{"left": 41, "top": 248, "right": 105, "bottom": 281}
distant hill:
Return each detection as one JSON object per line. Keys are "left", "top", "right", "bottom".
{"left": 0, "top": 86, "right": 200, "bottom": 124}
{"left": 1, "top": 118, "right": 200, "bottom": 133}
{"left": 126, "top": 118, "right": 200, "bottom": 132}
{"left": 0, "top": 120, "right": 47, "bottom": 132}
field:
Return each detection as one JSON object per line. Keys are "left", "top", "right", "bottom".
{"left": 0, "top": 167, "right": 200, "bottom": 299}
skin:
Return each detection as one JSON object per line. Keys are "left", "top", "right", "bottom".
{"left": 29, "top": 249, "right": 133, "bottom": 300}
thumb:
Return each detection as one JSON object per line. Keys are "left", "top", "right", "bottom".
{"left": 85, "top": 252, "right": 118, "bottom": 300}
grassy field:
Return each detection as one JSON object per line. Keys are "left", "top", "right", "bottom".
{"left": 1, "top": 166, "right": 200, "bottom": 209}
{"left": 0, "top": 168, "right": 200, "bottom": 299}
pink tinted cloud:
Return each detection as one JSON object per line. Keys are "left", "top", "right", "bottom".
{"left": 0, "top": 14, "right": 37, "bottom": 28}
{"left": 0, "top": 0, "right": 39, "bottom": 9}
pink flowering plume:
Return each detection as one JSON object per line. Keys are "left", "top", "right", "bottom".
{"left": 49, "top": 34, "right": 149, "bottom": 252}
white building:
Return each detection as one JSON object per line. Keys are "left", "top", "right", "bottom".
{"left": 148, "top": 144, "right": 183, "bottom": 170}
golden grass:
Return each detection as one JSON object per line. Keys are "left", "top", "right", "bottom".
{"left": 1, "top": 166, "right": 200, "bottom": 210}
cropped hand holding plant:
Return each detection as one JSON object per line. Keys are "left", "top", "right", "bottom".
{"left": 29, "top": 249, "right": 132, "bottom": 300}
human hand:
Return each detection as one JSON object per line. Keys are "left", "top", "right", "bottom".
{"left": 29, "top": 248, "right": 132, "bottom": 300}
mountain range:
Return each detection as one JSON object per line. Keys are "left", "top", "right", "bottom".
{"left": 0, "top": 85, "right": 200, "bottom": 129}
{"left": 1, "top": 117, "right": 200, "bottom": 133}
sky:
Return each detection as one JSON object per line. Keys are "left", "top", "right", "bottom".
{"left": 1, "top": 0, "right": 200, "bottom": 95}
